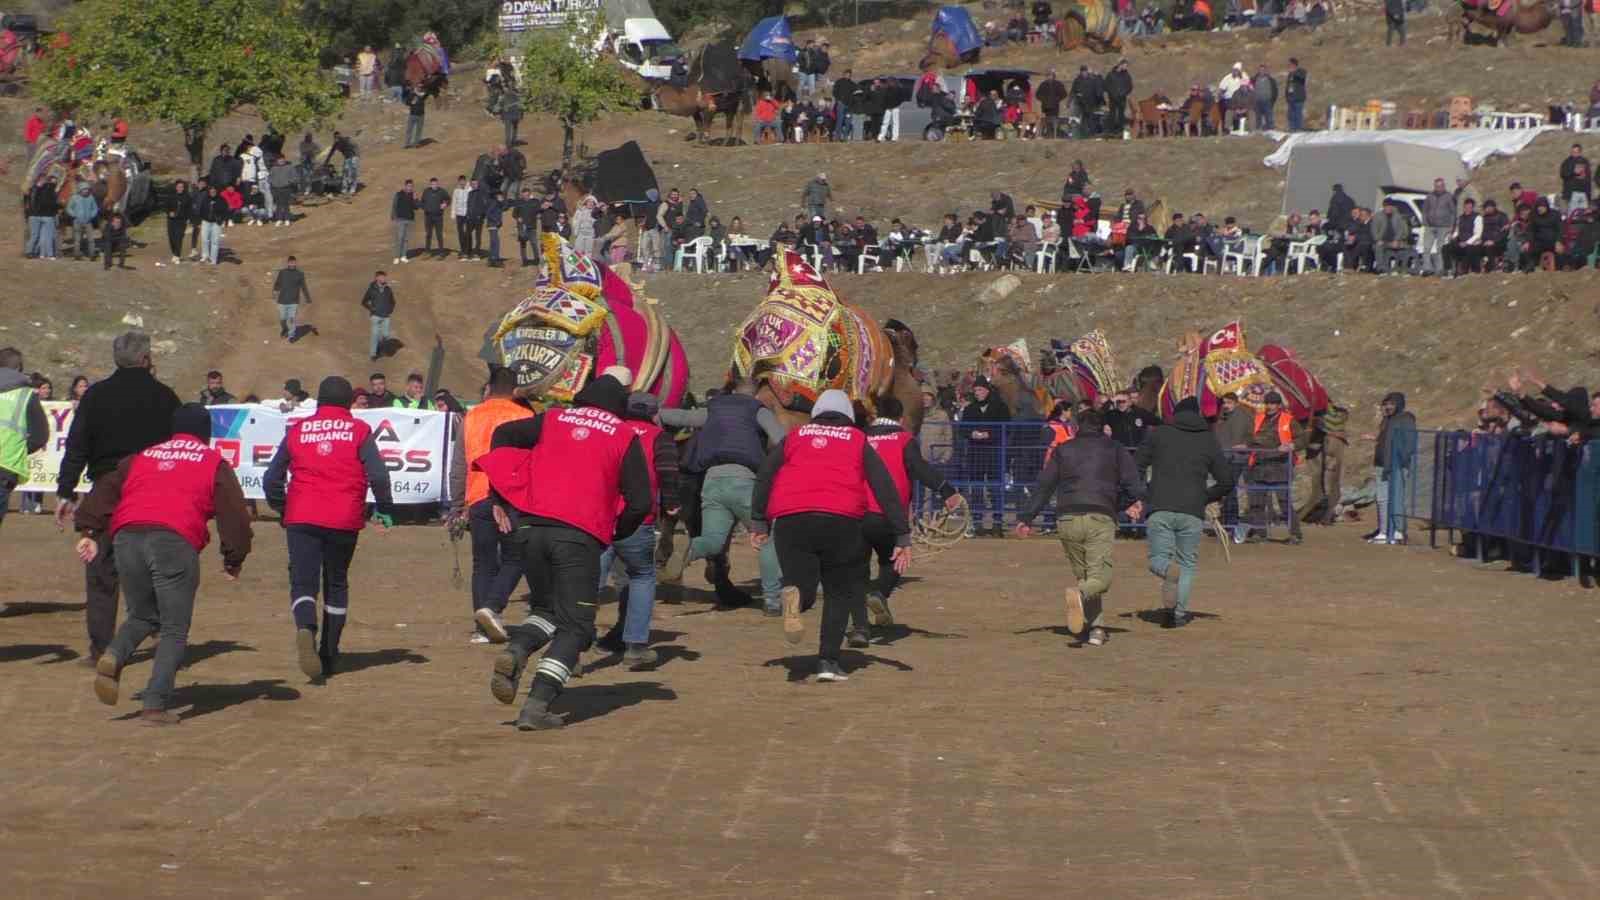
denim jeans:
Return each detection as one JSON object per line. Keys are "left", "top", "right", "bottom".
{"left": 278, "top": 303, "right": 297, "bottom": 333}
{"left": 488, "top": 226, "right": 501, "bottom": 262}
{"left": 1287, "top": 100, "right": 1304, "bottom": 131}
{"left": 406, "top": 114, "right": 424, "bottom": 148}
{"left": 691, "top": 476, "right": 782, "bottom": 608}
{"left": 342, "top": 157, "right": 360, "bottom": 194}
{"left": 106, "top": 529, "right": 200, "bottom": 711}
{"left": 26, "top": 215, "right": 55, "bottom": 257}
{"left": 369, "top": 315, "right": 391, "bottom": 358}
{"left": 599, "top": 524, "right": 657, "bottom": 645}
{"left": 393, "top": 219, "right": 411, "bottom": 259}
{"left": 71, "top": 222, "right": 94, "bottom": 257}
{"left": 1375, "top": 466, "right": 1410, "bottom": 538}
{"left": 1420, "top": 226, "right": 1449, "bottom": 274}
{"left": 200, "top": 221, "right": 222, "bottom": 263}
{"left": 1146, "top": 510, "right": 1202, "bottom": 617}
{"left": 800, "top": 72, "right": 817, "bottom": 97}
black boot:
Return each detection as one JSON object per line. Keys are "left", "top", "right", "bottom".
{"left": 515, "top": 696, "right": 564, "bottom": 731}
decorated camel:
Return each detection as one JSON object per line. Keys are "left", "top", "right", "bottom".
{"left": 981, "top": 331, "right": 1121, "bottom": 417}
{"left": 730, "top": 248, "right": 925, "bottom": 434}
{"left": 652, "top": 41, "right": 750, "bottom": 145}
{"left": 1055, "top": 0, "right": 1125, "bottom": 53}
{"left": 481, "top": 233, "right": 689, "bottom": 407}
{"left": 1156, "top": 320, "right": 1329, "bottom": 421}
{"left": 1449, "top": 0, "right": 1554, "bottom": 45}
{"left": 21, "top": 123, "right": 138, "bottom": 216}
{"left": 404, "top": 32, "right": 449, "bottom": 98}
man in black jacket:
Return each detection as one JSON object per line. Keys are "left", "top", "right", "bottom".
{"left": 466, "top": 178, "right": 488, "bottom": 259}
{"left": 961, "top": 376, "right": 1012, "bottom": 536}
{"left": 419, "top": 177, "right": 450, "bottom": 257}
{"left": 1560, "top": 143, "right": 1591, "bottom": 211}
{"left": 1134, "top": 397, "right": 1235, "bottom": 628}
{"left": 206, "top": 144, "right": 237, "bottom": 189}
{"left": 511, "top": 187, "right": 539, "bottom": 265}
{"left": 1036, "top": 69, "right": 1068, "bottom": 138}
{"left": 1104, "top": 60, "right": 1134, "bottom": 135}
{"left": 1016, "top": 409, "right": 1144, "bottom": 646}
{"left": 361, "top": 271, "right": 396, "bottom": 361}
{"left": 391, "top": 179, "right": 416, "bottom": 264}
{"left": 55, "top": 331, "right": 182, "bottom": 663}
{"left": 1326, "top": 183, "right": 1355, "bottom": 232}
{"left": 1070, "top": 66, "right": 1103, "bottom": 137}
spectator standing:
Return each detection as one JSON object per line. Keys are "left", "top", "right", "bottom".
{"left": 101, "top": 214, "right": 130, "bottom": 270}
{"left": 329, "top": 131, "right": 360, "bottom": 196}
{"left": 803, "top": 172, "right": 832, "bottom": 221}
{"left": 25, "top": 173, "right": 59, "bottom": 260}
{"left": 466, "top": 178, "right": 488, "bottom": 260}
{"left": 67, "top": 183, "right": 98, "bottom": 261}
{"left": 1561, "top": 144, "right": 1591, "bottom": 211}
{"left": 394, "top": 373, "right": 428, "bottom": 409}
{"left": 200, "top": 185, "right": 228, "bottom": 265}
{"left": 357, "top": 46, "right": 378, "bottom": 96}
{"left": 1419, "top": 177, "right": 1455, "bottom": 276}
{"left": 1365, "top": 392, "right": 1416, "bottom": 544}
{"left": 161, "top": 180, "right": 190, "bottom": 265}
{"left": 23, "top": 106, "right": 47, "bottom": 146}
{"left": 384, "top": 44, "right": 406, "bottom": 102}
{"left": 500, "top": 87, "right": 523, "bottom": 147}
{"left": 512, "top": 187, "right": 538, "bottom": 265}
{"left": 72, "top": 403, "right": 253, "bottom": 725}
{"left": 1371, "top": 198, "right": 1411, "bottom": 274}
{"left": 1134, "top": 397, "right": 1235, "bottom": 629}
{"left": 1105, "top": 60, "right": 1134, "bottom": 136}
{"left": 186, "top": 178, "right": 209, "bottom": 259}
{"left": 451, "top": 175, "right": 472, "bottom": 259}
{"left": 1243, "top": 391, "right": 1305, "bottom": 544}
{"left": 499, "top": 145, "right": 526, "bottom": 199}
{"left": 404, "top": 89, "right": 427, "bottom": 149}
{"left": 1252, "top": 63, "right": 1278, "bottom": 130}
{"left": 1385, "top": 0, "right": 1407, "bottom": 46}
{"left": 1036, "top": 69, "right": 1068, "bottom": 138}
{"left": 1560, "top": 0, "right": 1585, "bottom": 46}
{"left": 198, "top": 371, "right": 236, "bottom": 405}
{"left": 0, "top": 347, "right": 49, "bottom": 527}
{"left": 798, "top": 39, "right": 819, "bottom": 98}
{"left": 391, "top": 179, "right": 417, "bottom": 264}
{"left": 361, "top": 271, "right": 396, "bottom": 361}
{"left": 206, "top": 144, "right": 237, "bottom": 189}
{"left": 267, "top": 157, "right": 294, "bottom": 227}
{"left": 753, "top": 92, "right": 781, "bottom": 144}
{"left": 366, "top": 374, "right": 397, "bottom": 408}
{"left": 420, "top": 177, "right": 450, "bottom": 257}
{"left": 273, "top": 256, "right": 312, "bottom": 339}
{"left": 1285, "top": 58, "right": 1308, "bottom": 131}
{"left": 239, "top": 139, "right": 266, "bottom": 223}
{"left": 1218, "top": 62, "right": 1249, "bottom": 125}
{"left": 54, "top": 332, "right": 182, "bottom": 664}
{"left": 486, "top": 191, "right": 507, "bottom": 268}
{"left": 960, "top": 376, "right": 1012, "bottom": 536}
{"left": 1016, "top": 408, "right": 1145, "bottom": 647}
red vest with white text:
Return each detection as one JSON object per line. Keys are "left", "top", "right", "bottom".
{"left": 767, "top": 423, "right": 869, "bottom": 520}
{"left": 110, "top": 436, "right": 223, "bottom": 551}
{"left": 865, "top": 429, "right": 913, "bottom": 515}
{"left": 284, "top": 406, "right": 372, "bottom": 532}
{"left": 474, "top": 406, "right": 637, "bottom": 543}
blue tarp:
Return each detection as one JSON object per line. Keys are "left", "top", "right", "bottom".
{"left": 738, "top": 16, "right": 796, "bottom": 63}
{"left": 933, "top": 6, "right": 982, "bottom": 57}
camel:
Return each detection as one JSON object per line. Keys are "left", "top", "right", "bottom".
{"left": 1449, "top": 0, "right": 1554, "bottom": 44}
{"left": 1054, "top": 0, "right": 1125, "bottom": 53}
{"left": 744, "top": 57, "right": 797, "bottom": 104}
{"left": 754, "top": 331, "right": 924, "bottom": 435}
{"left": 652, "top": 82, "right": 748, "bottom": 145}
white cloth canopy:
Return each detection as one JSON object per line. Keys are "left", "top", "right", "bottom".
{"left": 1263, "top": 127, "right": 1557, "bottom": 170}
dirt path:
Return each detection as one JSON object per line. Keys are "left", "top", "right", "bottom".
{"left": 3, "top": 516, "right": 1598, "bottom": 897}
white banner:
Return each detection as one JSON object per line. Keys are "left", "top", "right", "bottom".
{"left": 203, "top": 405, "right": 453, "bottom": 504}
{"left": 18, "top": 401, "right": 88, "bottom": 493}
{"left": 499, "top": 0, "right": 600, "bottom": 32}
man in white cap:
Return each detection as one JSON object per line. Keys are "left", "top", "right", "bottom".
{"left": 750, "top": 389, "right": 910, "bottom": 683}
{"left": 1218, "top": 62, "right": 1249, "bottom": 128}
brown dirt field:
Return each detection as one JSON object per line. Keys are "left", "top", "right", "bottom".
{"left": 4, "top": 515, "right": 1600, "bottom": 897}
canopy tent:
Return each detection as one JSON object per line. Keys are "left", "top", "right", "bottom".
{"left": 932, "top": 6, "right": 982, "bottom": 57}
{"left": 1264, "top": 126, "right": 1554, "bottom": 170}
{"left": 590, "top": 141, "right": 658, "bottom": 204}
{"left": 738, "top": 16, "right": 795, "bottom": 63}
{"left": 1279, "top": 142, "right": 1468, "bottom": 216}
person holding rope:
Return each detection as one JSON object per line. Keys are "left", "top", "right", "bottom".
{"left": 750, "top": 390, "right": 911, "bottom": 683}
{"left": 860, "top": 395, "right": 962, "bottom": 639}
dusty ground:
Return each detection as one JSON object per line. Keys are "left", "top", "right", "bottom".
{"left": 3, "top": 515, "right": 1599, "bottom": 897}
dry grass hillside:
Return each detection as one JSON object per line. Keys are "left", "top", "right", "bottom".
{"left": 1, "top": 7, "right": 1596, "bottom": 435}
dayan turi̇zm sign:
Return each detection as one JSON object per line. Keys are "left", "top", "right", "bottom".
{"left": 499, "top": 0, "right": 601, "bottom": 32}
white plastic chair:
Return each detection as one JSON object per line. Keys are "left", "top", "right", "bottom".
{"left": 1286, "top": 233, "right": 1326, "bottom": 273}
{"left": 800, "top": 242, "right": 825, "bottom": 272}
{"left": 857, "top": 244, "right": 883, "bottom": 273}
{"left": 1222, "top": 235, "right": 1267, "bottom": 276}
{"left": 1035, "top": 239, "right": 1060, "bottom": 273}
{"left": 678, "top": 236, "right": 714, "bottom": 272}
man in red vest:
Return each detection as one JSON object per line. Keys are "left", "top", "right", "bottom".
{"left": 72, "top": 404, "right": 254, "bottom": 726}
{"left": 594, "top": 390, "right": 680, "bottom": 668}
{"left": 751, "top": 389, "right": 911, "bottom": 683}
{"left": 446, "top": 365, "right": 534, "bottom": 643}
{"left": 263, "top": 376, "right": 395, "bottom": 682}
{"left": 860, "top": 395, "right": 960, "bottom": 639}
{"left": 475, "top": 374, "right": 652, "bottom": 730}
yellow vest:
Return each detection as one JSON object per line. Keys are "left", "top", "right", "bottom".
{"left": 0, "top": 387, "right": 32, "bottom": 478}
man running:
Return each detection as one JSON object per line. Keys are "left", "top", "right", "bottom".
{"left": 449, "top": 366, "right": 533, "bottom": 643}
{"left": 263, "top": 376, "right": 395, "bottom": 682}
{"left": 73, "top": 404, "right": 253, "bottom": 725}
{"left": 1135, "top": 397, "right": 1236, "bottom": 629}
{"left": 750, "top": 390, "right": 911, "bottom": 683}
{"left": 1016, "top": 408, "right": 1144, "bottom": 647}
{"left": 861, "top": 395, "right": 961, "bottom": 637}
{"left": 476, "top": 374, "right": 652, "bottom": 730}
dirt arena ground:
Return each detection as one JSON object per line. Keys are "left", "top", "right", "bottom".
{"left": 3, "top": 514, "right": 1599, "bottom": 898}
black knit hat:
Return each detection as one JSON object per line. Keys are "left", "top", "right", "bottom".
{"left": 171, "top": 403, "right": 212, "bottom": 443}
{"left": 317, "top": 376, "right": 355, "bottom": 408}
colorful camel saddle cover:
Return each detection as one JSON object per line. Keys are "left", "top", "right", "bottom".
{"left": 731, "top": 248, "right": 893, "bottom": 407}
{"left": 1074, "top": 0, "right": 1121, "bottom": 42}
{"left": 1159, "top": 319, "right": 1278, "bottom": 418}
{"left": 1045, "top": 330, "right": 1120, "bottom": 406}
{"left": 1258, "top": 344, "right": 1330, "bottom": 422}
{"left": 487, "top": 234, "right": 688, "bottom": 405}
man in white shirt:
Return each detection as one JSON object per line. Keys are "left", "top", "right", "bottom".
{"left": 451, "top": 176, "right": 471, "bottom": 261}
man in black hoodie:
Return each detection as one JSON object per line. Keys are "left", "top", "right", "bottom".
{"left": 1365, "top": 391, "right": 1416, "bottom": 544}
{"left": 1135, "top": 397, "right": 1235, "bottom": 628}
{"left": 55, "top": 331, "right": 182, "bottom": 663}
{"left": 480, "top": 374, "right": 652, "bottom": 728}
{"left": 1016, "top": 408, "right": 1144, "bottom": 647}
{"left": 1326, "top": 183, "right": 1355, "bottom": 233}
{"left": 419, "top": 177, "right": 450, "bottom": 257}
{"left": 961, "top": 376, "right": 1012, "bottom": 536}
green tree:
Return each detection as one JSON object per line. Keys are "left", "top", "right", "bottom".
{"left": 33, "top": 0, "right": 341, "bottom": 175}
{"left": 512, "top": 11, "right": 640, "bottom": 170}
